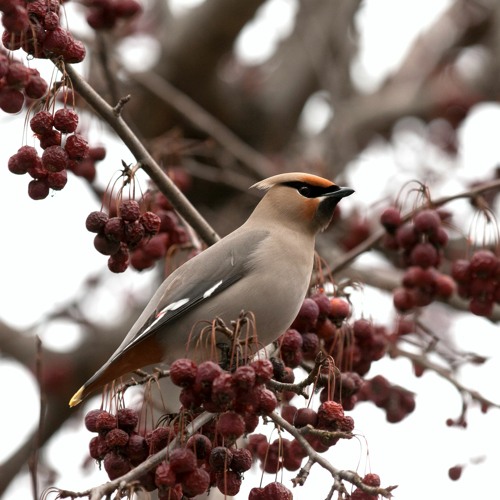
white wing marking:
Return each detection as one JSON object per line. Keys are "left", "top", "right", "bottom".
{"left": 137, "top": 298, "right": 190, "bottom": 339}
{"left": 203, "top": 280, "right": 223, "bottom": 299}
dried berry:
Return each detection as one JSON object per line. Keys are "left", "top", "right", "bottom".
{"left": 53, "top": 108, "right": 79, "bottom": 133}
{"left": 86, "top": 211, "right": 109, "bottom": 233}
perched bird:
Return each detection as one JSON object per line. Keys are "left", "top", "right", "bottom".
{"left": 69, "top": 172, "right": 354, "bottom": 407}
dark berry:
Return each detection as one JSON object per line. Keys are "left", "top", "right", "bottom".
{"left": 86, "top": 211, "right": 109, "bottom": 233}
{"left": 53, "top": 108, "right": 79, "bottom": 133}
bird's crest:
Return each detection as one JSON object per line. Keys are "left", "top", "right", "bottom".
{"left": 251, "top": 172, "right": 335, "bottom": 191}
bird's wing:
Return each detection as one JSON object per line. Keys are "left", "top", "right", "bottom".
{"left": 110, "top": 228, "right": 270, "bottom": 361}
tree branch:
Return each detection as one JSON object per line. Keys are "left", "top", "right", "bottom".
{"left": 59, "top": 62, "right": 219, "bottom": 247}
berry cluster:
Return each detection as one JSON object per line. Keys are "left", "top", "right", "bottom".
{"left": 380, "top": 207, "right": 452, "bottom": 312}
{"left": 85, "top": 200, "right": 162, "bottom": 273}
{"left": 8, "top": 108, "right": 94, "bottom": 199}
{"left": 452, "top": 249, "right": 500, "bottom": 317}
{"left": 1, "top": 0, "right": 85, "bottom": 63}
{"left": 171, "top": 358, "right": 277, "bottom": 420}
{"left": 0, "top": 48, "right": 48, "bottom": 113}
{"left": 357, "top": 374, "right": 416, "bottom": 423}
{"left": 284, "top": 294, "right": 350, "bottom": 365}
{"left": 82, "top": 0, "right": 142, "bottom": 30}
{"left": 129, "top": 191, "right": 190, "bottom": 271}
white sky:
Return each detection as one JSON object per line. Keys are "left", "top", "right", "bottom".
{"left": 2, "top": 1, "right": 500, "bottom": 499}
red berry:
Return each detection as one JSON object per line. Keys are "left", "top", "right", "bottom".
{"left": 470, "top": 250, "right": 497, "bottom": 277}
{"left": 393, "top": 287, "right": 415, "bottom": 312}
{"left": 293, "top": 407, "right": 318, "bottom": 428}
{"left": 469, "top": 297, "right": 494, "bottom": 317}
{"left": 120, "top": 199, "right": 141, "bottom": 222}
{"left": 186, "top": 433, "right": 212, "bottom": 460}
{"left": 28, "top": 178, "right": 49, "bottom": 199}
{"left": 155, "top": 462, "right": 176, "bottom": 487}
{"left": 413, "top": 209, "right": 441, "bottom": 235}
{"left": 181, "top": 467, "right": 210, "bottom": 497}
{"left": 53, "top": 108, "right": 79, "bottom": 133}
{"left": 250, "top": 358, "right": 274, "bottom": 384}
{"left": 169, "top": 447, "right": 197, "bottom": 475}
{"left": 280, "top": 329, "right": 303, "bottom": 351}
{"left": 39, "top": 130, "right": 61, "bottom": 149}
{"left": 215, "top": 470, "right": 241, "bottom": 496}
{"left": 409, "top": 242, "right": 439, "bottom": 268}
{"left": 140, "top": 211, "right": 161, "bottom": 235}
{"left": 255, "top": 387, "right": 278, "bottom": 414}
{"left": 108, "top": 253, "right": 129, "bottom": 273}
{"left": 216, "top": 411, "right": 245, "bottom": 441}
{"left": 47, "top": 169, "right": 68, "bottom": 190}
{"left": 363, "top": 473, "right": 381, "bottom": 487}
{"left": 94, "top": 233, "right": 120, "bottom": 255}
{"left": 329, "top": 297, "right": 350, "bottom": 322}
{"left": 86, "top": 211, "right": 109, "bottom": 233}
{"left": 448, "top": 465, "right": 463, "bottom": 481}
{"left": 105, "top": 428, "right": 129, "bottom": 448}
{"left": 261, "top": 482, "right": 293, "bottom": 500}
{"left": 232, "top": 365, "right": 256, "bottom": 390}
{"left": 103, "top": 451, "right": 131, "bottom": 480}
{"left": 85, "top": 409, "right": 104, "bottom": 432}
{"left": 42, "top": 145, "right": 68, "bottom": 172}
{"left": 311, "top": 292, "right": 332, "bottom": 317}
{"left": 194, "top": 361, "right": 223, "bottom": 394}
{"left": 64, "top": 133, "right": 89, "bottom": 160}
{"left": 170, "top": 358, "right": 197, "bottom": 387}
{"left": 209, "top": 446, "right": 233, "bottom": 472}
{"left": 43, "top": 27, "right": 71, "bottom": 56}
{"left": 123, "top": 220, "right": 145, "bottom": 248}
{"left": 451, "top": 259, "right": 471, "bottom": 283}
{"left": 290, "top": 297, "right": 320, "bottom": 332}
{"left": 230, "top": 448, "right": 252, "bottom": 472}
{"left": 95, "top": 410, "right": 117, "bottom": 432}
{"left": 396, "top": 223, "right": 418, "bottom": 249}
{"left": 62, "top": 38, "right": 87, "bottom": 64}
{"left": 142, "top": 233, "right": 168, "bottom": 259}
{"left": 317, "top": 400, "right": 344, "bottom": 429}
{"left": 117, "top": 408, "right": 139, "bottom": 431}
{"left": 435, "top": 274, "right": 455, "bottom": 298}
{"left": 0, "top": 87, "right": 24, "bottom": 113}
{"left": 146, "top": 427, "right": 174, "bottom": 454}
{"left": 6, "top": 61, "right": 30, "bottom": 88}
{"left": 104, "top": 217, "right": 126, "bottom": 243}
{"left": 380, "top": 206, "right": 402, "bottom": 233}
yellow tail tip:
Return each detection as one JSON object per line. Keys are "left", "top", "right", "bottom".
{"left": 69, "top": 386, "right": 85, "bottom": 407}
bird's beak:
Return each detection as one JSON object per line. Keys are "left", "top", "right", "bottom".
{"left": 325, "top": 186, "right": 355, "bottom": 199}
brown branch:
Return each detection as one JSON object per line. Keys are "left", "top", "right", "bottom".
{"left": 126, "top": 68, "right": 273, "bottom": 179}
{"left": 59, "top": 61, "right": 219, "bottom": 247}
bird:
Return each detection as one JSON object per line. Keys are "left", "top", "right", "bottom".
{"left": 69, "top": 172, "right": 354, "bottom": 407}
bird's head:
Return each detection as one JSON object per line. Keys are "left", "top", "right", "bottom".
{"left": 251, "top": 172, "right": 354, "bottom": 233}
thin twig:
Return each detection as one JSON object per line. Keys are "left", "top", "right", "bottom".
{"left": 269, "top": 411, "right": 397, "bottom": 498}
{"left": 389, "top": 344, "right": 500, "bottom": 410}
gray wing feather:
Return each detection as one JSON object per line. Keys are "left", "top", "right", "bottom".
{"left": 109, "top": 228, "right": 269, "bottom": 361}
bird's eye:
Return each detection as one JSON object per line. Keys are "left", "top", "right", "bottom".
{"left": 298, "top": 186, "right": 311, "bottom": 197}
